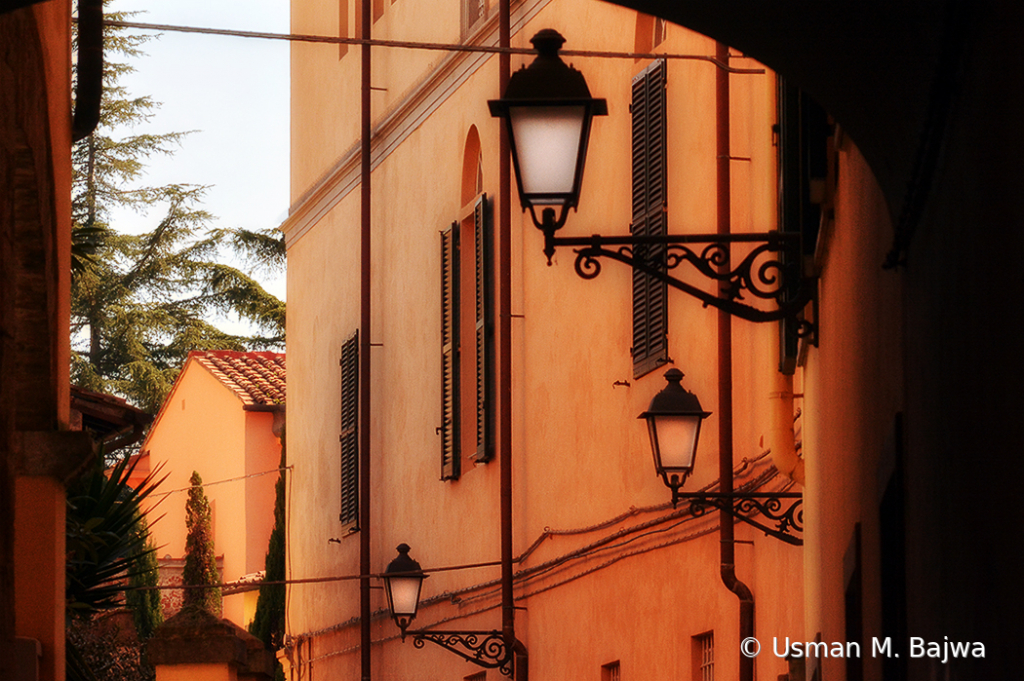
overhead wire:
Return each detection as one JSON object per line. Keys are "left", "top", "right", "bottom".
{"left": 147, "top": 465, "right": 293, "bottom": 498}
{"left": 93, "top": 14, "right": 777, "bottom": 664}
{"left": 287, "top": 456, "right": 791, "bottom": 659}
{"left": 100, "top": 19, "right": 765, "bottom": 74}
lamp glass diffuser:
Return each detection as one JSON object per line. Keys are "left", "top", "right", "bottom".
{"left": 640, "top": 368, "right": 711, "bottom": 491}
{"left": 649, "top": 414, "right": 703, "bottom": 475}
{"left": 383, "top": 543, "right": 426, "bottom": 636}
{"left": 507, "top": 104, "right": 587, "bottom": 205}
{"left": 385, "top": 575, "right": 423, "bottom": 618}
{"left": 488, "top": 29, "right": 607, "bottom": 211}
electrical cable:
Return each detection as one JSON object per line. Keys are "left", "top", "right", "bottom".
{"left": 97, "top": 19, "right": 765, "bottom": 74}
{"left": 147, "top": 465, "right": 294, "bottom": 498}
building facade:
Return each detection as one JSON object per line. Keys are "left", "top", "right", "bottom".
{"left": 283, "top": 1, "right": 811, "bottom": 679}
{"left": 132, "top": 350, "right": 286, "bottom": 627}
{"left": 610, "top": 2, "right": 1023, "bottom": 681}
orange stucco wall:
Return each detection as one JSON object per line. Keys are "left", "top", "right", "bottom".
{"left": 14, "top": 476, "right": 66, "bottom": 681}
{"left": 155, "top": 662, "right": 237, "bottom": 681}
{"left": 283, "top": 0, "right": 804, "bottom": 679}
{"left": 140, "top": 359, "right": 280, "bottom": 627}
{"left": 799, "top": 138, "right": 902, "bottom": 681}
{"left": 5, "top": 4, "right": 73, "bottom": 681}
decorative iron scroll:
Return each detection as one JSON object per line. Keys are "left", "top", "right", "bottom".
{"left": 545, "top": 230, "right": 816, "bottom": 340}
{"left": 412, "top": 630, "right": 513, "bottom": 676}
{"left": 676, "top": 491, "right": 804, "bottom": 546}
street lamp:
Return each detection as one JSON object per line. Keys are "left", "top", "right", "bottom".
{"left": 490, "top": 30, "right": 816, "bottom": 336}
{"left": 639, "top": 368, "right": 711, "bottom": 497}
{"left": 640, "top": 370, "right": 804, "bottom": 544}
{"left": 381, "top": 544, "right": 514, "bottom": 675}
{"left": 488, "top": 28, "right": 607, "bottom": 263}
{"left": 382, "top": 543, "right": 426, "bottom": 640}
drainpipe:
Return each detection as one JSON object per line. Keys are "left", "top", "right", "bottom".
{"left": 716, "top": 41, "right": 755, "bottom": 681}
{"left": 72, "top": 0, "right": 103, "bottom": 142}
{"left": 498, "top": 1, "right": 527, "bottom": 679}
{"left": 768, "top": 372, "right": 804, "bottom": 484}
{"left": 359, "top": 0, "right": 372, "bottom": 677}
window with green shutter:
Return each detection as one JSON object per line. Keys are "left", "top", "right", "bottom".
{"left": 339, "top": 331, "right": 359, "bottom": 528}
{"left": 472, "top": 195, "right": 494, "bottom": 464}
{"left": 440, "top": 222, "right": 461, "bottom": 480}
{"left": 631, "top": 60, "right": 669, "bottom": 378}
{"left": 440, "top": 194, "right": 493, "bottom": 479}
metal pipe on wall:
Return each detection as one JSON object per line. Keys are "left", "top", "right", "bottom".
{"left": 715, "top": 40, "right": 755, "bottom": 681}
{"left": 498, "top": 1, "right": 528, "bottom": 678}
{"left": 359, "top": 0, "right": 372, "bottom": 677}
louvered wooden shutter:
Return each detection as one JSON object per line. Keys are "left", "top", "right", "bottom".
{"left": 473, "top": 195, "right": 494, "bottom": 463}
{"left": 440, "top": 222, "right": 461, "bottom": 480}
{"left": 631, "top": 60, "right": 669, "bottom": 378}
{"left": 777, "top": 78, "right": 829, "bottom": 373}
{"left": 339, "top": 331, "right": 359, "bottom": 527}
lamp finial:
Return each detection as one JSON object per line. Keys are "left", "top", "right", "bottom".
{"left": 530, "top": 29, "right": 566, "bottom": 57}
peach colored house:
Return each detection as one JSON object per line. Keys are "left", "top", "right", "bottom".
{"left": 132, "top": 351, "right": 285, "bottom": 628}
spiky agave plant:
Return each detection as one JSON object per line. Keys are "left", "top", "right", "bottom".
{"left": 65, "top": 452, "right": 166, "bottom": 681}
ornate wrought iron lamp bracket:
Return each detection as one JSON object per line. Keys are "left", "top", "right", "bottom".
{"left": 534, "top": 209, "right": 817, "bottom": 343}
{"left": 410, "top": 630, "right": 514, "bottom": 677}
{"left": 672, "top": 490, "right": 804, "bottom": 546}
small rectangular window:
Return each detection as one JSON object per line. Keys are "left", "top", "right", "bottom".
{"left": 602, "top": 660, "right": 621, "bottom": 681}
{"left": 692, "top": 631, "right": 714, "bottom": 681}
{"left": 339, "top": 331, "right": 359, "bottom": 528}
{"left": 653, "top": 17, "right": 668, "bottom": 48}
{"left": 461, "top": 0, "right": 487, "bottom": 37}
{"left": 338, "top": 0, "right": 348, "bottom": 58}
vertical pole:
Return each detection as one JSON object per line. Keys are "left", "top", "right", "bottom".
{"left": 359, "top": 0, "right": 372, "bottom": 678}
{"left": 498, "top": 1, "right": 520, "bottom": 678}
{"left": 715, "top": 41, "right": 755, "bottom": 681}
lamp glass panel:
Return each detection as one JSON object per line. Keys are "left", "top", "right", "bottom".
{"left": 387, "top": 575, "right": 422, "bottom": 617}
{"left": 508, "top": 105, "right": 586, "bottom": 202}
{"left": 652, "top": 415, "right": 700, "bottom": 472}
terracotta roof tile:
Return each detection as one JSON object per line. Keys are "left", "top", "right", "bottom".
{"left": 189, "top": 350, "right": 286, "bottom": 406}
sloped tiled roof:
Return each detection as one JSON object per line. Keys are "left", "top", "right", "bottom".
{"left": 190, "top": 350, "right": 286, "bottom": 406}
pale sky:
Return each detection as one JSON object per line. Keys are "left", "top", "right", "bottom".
{"left": 108, "top": 0, "right": 291, "bottom": 303}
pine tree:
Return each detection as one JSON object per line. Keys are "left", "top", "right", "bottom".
{"left": 249, "top": 445, "right": 286, "bottom": 650}
{"left": 125, "top": 515, "right": 163, "bottom": 640}
{"left": 71, "top": 5, "right": 286, "bottom": 414}
{"left": 182, "top": 471, "right": 222, "bottom": 615}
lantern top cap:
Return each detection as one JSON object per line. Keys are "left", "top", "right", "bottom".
{"left": 530, "top": 28, "right": 566, "bottom": 56}
{"left": 488, "top": 29, "right": 608, "bottom": 113}
{"left": 385, "top": 543, "right": 425, "bottom": 576}
{"left": 663, "top": 367, "right": 684, "bottom": 383}
{"left": 639, "top": 368, "right": 711, "bottom": 419}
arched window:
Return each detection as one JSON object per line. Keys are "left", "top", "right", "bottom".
{"left": 440, "top": 127, "right": 493, "bottom": 480}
